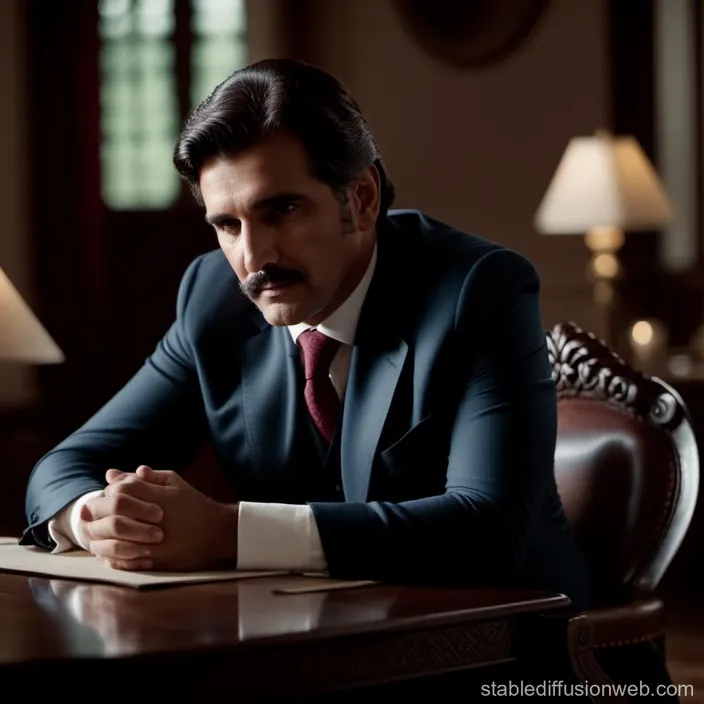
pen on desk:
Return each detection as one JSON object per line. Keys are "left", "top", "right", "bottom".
{"left": 272, "top": 579, "right": 377, "bottom": 594}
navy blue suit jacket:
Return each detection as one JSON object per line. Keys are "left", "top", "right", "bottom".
{"left": 23, "top": 210, "right": 590, "bottom": 609}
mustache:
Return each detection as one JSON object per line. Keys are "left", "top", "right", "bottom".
{"left": 240, "top": 266, "right": 306, "bottom": 296}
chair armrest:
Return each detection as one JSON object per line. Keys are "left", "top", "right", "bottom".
{"left": 535, "top": 598, "right": 665, "bottom": 654}
{"left": 520, "top": 598, "right": 666, "bottom": 702}
{"left": 581, "top": 598, "right": 665, "bottom": 649}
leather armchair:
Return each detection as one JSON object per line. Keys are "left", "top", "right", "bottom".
{"left": 540, "top": 321, "right": 699, "bottom": 700}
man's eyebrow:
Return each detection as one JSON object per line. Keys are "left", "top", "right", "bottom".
{"left": 205, "top": 193, "right": 308, "bottom": 226}
{"left": 204, "top": 212, "right": 235, "bottom": 226}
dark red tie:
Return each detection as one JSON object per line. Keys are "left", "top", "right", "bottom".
{"left": 297, "top": 329, "right": 341, "bottom": 443}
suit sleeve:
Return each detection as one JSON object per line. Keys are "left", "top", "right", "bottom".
{"left": 21, "top": 256, "right": 209, "bottom": 548}
{"left": 309, "top": 250, "right": 557, "bottom": 584}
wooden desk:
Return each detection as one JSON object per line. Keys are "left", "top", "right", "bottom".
{"left": 0, "top": 572, "right": 573, "bottom": 698}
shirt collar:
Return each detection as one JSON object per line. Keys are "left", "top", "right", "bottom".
{"left": 288, "top": 243, "right": 377, "bottom": 346}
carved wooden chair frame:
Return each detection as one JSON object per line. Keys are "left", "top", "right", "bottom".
{"left": 538, "top": 321, "right": 699, "bottom": 701}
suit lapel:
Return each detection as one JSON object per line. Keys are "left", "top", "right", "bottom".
{"left": 341, "top": 338, "right": 407, "bottom": 502}
{"left": 340, "top": 221, "right": 410, "bottom": 502}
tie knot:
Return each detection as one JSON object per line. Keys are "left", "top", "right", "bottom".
{"left": 297, "top": 329, "right": 340, "bottom": 380}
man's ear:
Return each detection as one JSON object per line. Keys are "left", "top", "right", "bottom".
{"left": 350, "top": 164, "right": 381, "bottom": 232}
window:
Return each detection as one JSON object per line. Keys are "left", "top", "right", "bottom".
{"left": 98, "top": 0, "right": 247, "bottom": 211}
{"left": 191, "top": 0, "right": 247, "bottom": 107}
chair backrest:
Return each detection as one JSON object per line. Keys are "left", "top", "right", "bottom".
{"left": 548, "top": 322, "right": 699, "bottom": 606}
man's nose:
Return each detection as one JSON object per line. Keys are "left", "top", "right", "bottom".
{"left": 241, "top": 225, "right": 278, "bottom": 273}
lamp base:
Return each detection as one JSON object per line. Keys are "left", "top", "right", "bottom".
{"left": 585, "top": 225, "right": 625, "bottom": 343}
{"left": 585, "top": 225, "right": 625, "bottom": 252}
{"left": 593, "top": 279, "right": 615, "bottom": 306}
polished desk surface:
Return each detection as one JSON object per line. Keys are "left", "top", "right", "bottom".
{"left": 0, "top": 572, "right": 571, "bottom": 696}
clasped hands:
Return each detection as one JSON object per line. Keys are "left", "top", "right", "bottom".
{"left": 78, "top": 466, "right": 238, "bottom": 571}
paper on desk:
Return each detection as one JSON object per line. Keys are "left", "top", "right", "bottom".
{"left": 0, "top": 538, "right": 286, "bottom": 588}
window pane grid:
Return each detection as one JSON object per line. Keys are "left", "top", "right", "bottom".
{"left": 98, "top": 0, "right": 179, "bottom": 210}
{"left": 98, "top": 0, "right": 247, "bottom": 211}
{"left": 190, "top": 0, "right": 247, "bottom": 107}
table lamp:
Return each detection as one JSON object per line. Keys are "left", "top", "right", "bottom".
{"left": 534, "top": 130, "right": 674, "bottom": 308}
{"left": 0, "top": 266, "right": 63, "bottom": 364}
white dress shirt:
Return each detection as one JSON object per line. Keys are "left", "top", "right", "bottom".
{"left": 47, "top": 245, "right": 378, "bottom": 573}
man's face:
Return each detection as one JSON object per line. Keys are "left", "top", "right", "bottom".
{"left": 199, "top": 132, "right": 378, "bottom": 326}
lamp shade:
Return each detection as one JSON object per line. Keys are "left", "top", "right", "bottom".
{"left": 0, "top": 267, "right": 64, "bottom": 363}
{"left": 534, "top": 131, "right": 674, "bottom": 234}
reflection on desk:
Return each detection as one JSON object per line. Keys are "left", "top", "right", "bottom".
{"left": 33, "top": 577, "right": 398, "bottom": 652}
{"left": 0, "top": 572, "right": 573, "bottom": 698}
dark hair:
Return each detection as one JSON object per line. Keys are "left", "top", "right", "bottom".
{"left": 173, "top": 58, "right": 395, "bottom": 217}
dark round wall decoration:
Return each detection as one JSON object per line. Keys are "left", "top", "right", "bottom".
{"left": 391, "top": 0, "right": 551, "bottom": 69}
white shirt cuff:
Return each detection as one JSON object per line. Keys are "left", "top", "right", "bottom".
{"left": 237, "top": 502, "right": 327, "bottom": 572}
{"left": 47, "top": 490, "right": 103, "bottom": 553}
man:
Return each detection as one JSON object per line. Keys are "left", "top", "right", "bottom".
{"left": 22, "top": 58, "right": 590, "bottom": 610}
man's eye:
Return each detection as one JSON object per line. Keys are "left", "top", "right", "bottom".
{"left": 270, "top": 203, "right": 297, "bottom": 218}
{"left": 218, "top": 219, "right": 240, "bottom": 232}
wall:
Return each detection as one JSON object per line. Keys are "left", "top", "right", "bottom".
{"left": 0, "top": 0, "right": 35, "bottom": 408}
{"left": 251, "top": 0, "right": 611, "bottom": 336}
{"left": 0, "top": 0, "right": 612, "bottom": 412}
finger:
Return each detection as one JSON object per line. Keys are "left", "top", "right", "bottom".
{"left": 135, "top": 465, "right": 175, "bottom": 486}
{"left": 96, "top": 556, "right": 153, "bottom": 571}
{"left": 103, "top": 475, "right": 160, "bottom": 503}
{"left": 84, "top": 515, "right": 163, "bottom": 543}
{"left": 106, "top": 468, "right": 128, "bottom": 484}
{"left": 90, "top": 538, "right": 154, "bottom": 562}
{"left": 80, "top": 502, "right": 92, "bottom": 522}
{"left": 81, "top": 493, "right": 163, "bottom": 524}
{"left": 79, "top": 491, "right": 105, "bottom": 521}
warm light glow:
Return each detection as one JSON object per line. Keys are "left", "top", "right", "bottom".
{"left": 631, "top": 321, "right": 654, "bottom": 346}
{"left": 534, "top": 131, "right": 674, "bottom": 234}
{"left": 585, "top": 225, "right": 625, "bottom": 252}
{"left": 0, "top": 267, "right": 64, "bottom": 363}
{"left": 535, "top": 132, "right": 676, "bottom": 325}
{"left": 591, "top": 253, "right": 620, "bottom": 278}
